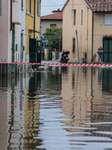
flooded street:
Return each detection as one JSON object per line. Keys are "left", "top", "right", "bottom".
{"left": 0, "top": 65, "right": 112, "bottom": 150}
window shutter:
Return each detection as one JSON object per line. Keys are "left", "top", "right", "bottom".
{"left": 81, "top": 10, "right": 83, "bottom": 25}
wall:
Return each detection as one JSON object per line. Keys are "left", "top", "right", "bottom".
{"left": 26, "top": 0, "right": 35, "bottom": 62}
{"left": 93, "top": 12, "right": 112, "bottom": 54}
{"left": 17, "top": 0, "right": 26, "bottom": 63}
{"left": 0, "top": 1, "right": 9, "bottom": 62}
{"left": 63, "top": 0, "right": 92, "bottom": 63}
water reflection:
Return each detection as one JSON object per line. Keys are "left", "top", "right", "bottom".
{"left": 0, "top": 66, "right": 112, "bottom": 149}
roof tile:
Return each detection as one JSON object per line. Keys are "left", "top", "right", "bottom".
{"left": 88, "top": 0, "right": 112, "bottom": 12}
{"left": 41, "top": 12, "right": 62, "bottom": 20}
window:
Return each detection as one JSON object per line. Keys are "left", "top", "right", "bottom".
{"left": 73, "top": 38, "right": 75, "bottom": 53}
{"left": 0, "top": 0, "right": 1, "bottom": 15}
{"left": 21, "top": 0, "right": 23, "bottom": 9}
{"left": 104, "top": 14, "right": 112, "bottom": 25}
{"left": 37, "top": 0, "right": 39, "bottom": 15}
{"left": 50, "top": 24, "right": 56, "bottom": 27}
{"left": 73, "top": 10, "right": 76, "bottom": 25}
{"left": 29, "top": 0, "right": 31, "bottom": 14}
{"left": 81, "top": 10, "right": 83, "bottom": 25}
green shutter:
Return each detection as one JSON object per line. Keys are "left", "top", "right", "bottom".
{"left": 109, "top": 39, "right": 112, "bottom": 52}
{"left": 103, "top": 39, "right": 108, "bottom": 52}
{"left": 73, "top": 38, "right": 75, "bottom": 53}
{"left": 103, "top": 69, "right": 112, "bottom": 92}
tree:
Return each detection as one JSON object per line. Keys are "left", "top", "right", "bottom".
{"left": 44, "top": 26, "right": 62, "bottom": 50}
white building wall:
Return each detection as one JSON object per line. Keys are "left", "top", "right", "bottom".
{"left": 17, "top": 0, "right": 26, "bottom": 63}
{"left": 0, "top": 0, "right": 9, "bottom": 62}
{"left": 0, "top": 0, "right": 26, "bottom": 63}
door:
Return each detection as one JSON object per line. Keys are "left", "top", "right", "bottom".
{"left": 102, "top": 69, "right": 112, "bottom": 92}
{"left": 29, "top": 39, "right": 37, "bottom": 63}
{"left": 29, "top": 39, "right": 41, "bottom": 63}
{"left": 103, "top": 38, "right": 112, "bottom": 62}
{"left": 37, "top": 40, "right": 41, "bottom": 63}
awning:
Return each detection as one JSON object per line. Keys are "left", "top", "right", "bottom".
{"left": 12, "top": 21, "right": 21, "bottom": 25}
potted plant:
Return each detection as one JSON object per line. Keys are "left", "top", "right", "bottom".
{"left": 92, "top": 53, "right": 97, "bottom": 62}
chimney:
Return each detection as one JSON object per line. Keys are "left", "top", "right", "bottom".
{"left": 52, "top": 9, "right": 61, "bottom": 13}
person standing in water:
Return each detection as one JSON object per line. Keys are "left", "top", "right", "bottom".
{"left": 97, "top": 46, "right": 103, "bottom": 63}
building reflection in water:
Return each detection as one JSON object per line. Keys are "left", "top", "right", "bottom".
{"left": 1, "top": 66, "right": 112, "bottom": 149}
{"left": 5, "top": 71, "right": 42, "bottom": 150}
{"left": 6, "top": 73, "right": 26, "bottom": 150}
{"left": 61, "top": 67, "right": 92, "bottom": 130}
{"left": 61, "top": 66, "right": 112, "bottom": 142}
{"left": 24, "top": 72, "right": 41, "bottom": 149}
{"left": 0, "top": 75, "right": 8, "bottom": 150}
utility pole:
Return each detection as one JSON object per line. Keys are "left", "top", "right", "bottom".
{"left": 57, "top": 34, "right": 62, "bottom": 61}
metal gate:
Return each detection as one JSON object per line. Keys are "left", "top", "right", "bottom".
{"left": 103, "top": 38, "right": 112, "bottom": 62}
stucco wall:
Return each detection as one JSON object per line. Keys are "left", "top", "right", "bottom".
{"left": 63, "top": 0, "right": 93, "bottom": 63}
{"left": 16, "top": 0, "right": 26, "bottom": 63}
{"left": 0, "top": 1, "right": 9, "bottom": 62}
{"left": 93, "top": 12, "right": 112, "bottom": 54}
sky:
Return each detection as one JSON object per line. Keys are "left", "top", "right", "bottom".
{"left": 41, "top": 0, "right": 67, "bottom": 16}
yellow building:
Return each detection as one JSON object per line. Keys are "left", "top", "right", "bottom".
{"left": 26, "top": 0, "right": 41, "bottom": 63}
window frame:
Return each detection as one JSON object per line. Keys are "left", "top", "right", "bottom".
{"left": 81, "top": 9, "right": 83, "bottom": 25}
{"left": 104, "top": 13, "right": 112, "bottom": 26}
{"left": 50, "top": 24, "right": 56, "bottom": 27}
{"left": 21, "top": 0, "right": 23, "bottom": 9}
{"left": 73, "top": 10, "right": 76, "bottom": 26}
{"left": 29, "top": 0, "right": 31, "bottom": 14}
{"left": 37, "top": 0, "right": 39, "bottom": 15}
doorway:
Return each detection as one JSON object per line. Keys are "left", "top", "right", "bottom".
{"left": 103, "top": 38, "right": 112, "bottom": 62}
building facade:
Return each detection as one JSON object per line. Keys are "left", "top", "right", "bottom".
{"left": 0, "top": 0, "right": 26, "bottom": 64}
{"left": 16, "top": 0, "right": 26, "bottom": 64}
{"left": 62, "top": 0, "right": 112, "bottom": 63}
{"left": 26, "top": 0, "right": 41, "bottom": 63}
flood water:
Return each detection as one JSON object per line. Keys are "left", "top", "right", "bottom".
{"left": 0, "top": 66, "right": 112, "bottom": 150}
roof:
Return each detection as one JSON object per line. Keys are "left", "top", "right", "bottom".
{"left": 62, "top": 0, "right": 112, "bottom": 12}
{"left": 41, "top": 12, "right": 62, "bottom": 20}
{"left": 88, "top": 0, "right": 112, "bottom": 12}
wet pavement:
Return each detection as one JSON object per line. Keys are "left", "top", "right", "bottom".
{"left": 0, "top": 65, "right": 112, "bottom": 150}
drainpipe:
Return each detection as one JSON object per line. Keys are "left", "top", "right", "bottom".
{"left": 10, "top": 0, "right": 12, "bottom": 31}
{"left": 34, "top": 0, "right": 35, "bottom": 38}
{"left": 92, "top": 12, "right": 94, "bottom": 62}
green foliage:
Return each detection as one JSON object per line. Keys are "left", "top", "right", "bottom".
{"left": 44, "top": 26, "right": 62, "bottom": 50}
{"left": 93, "top": 53, "right": 97, "bottom": 58}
